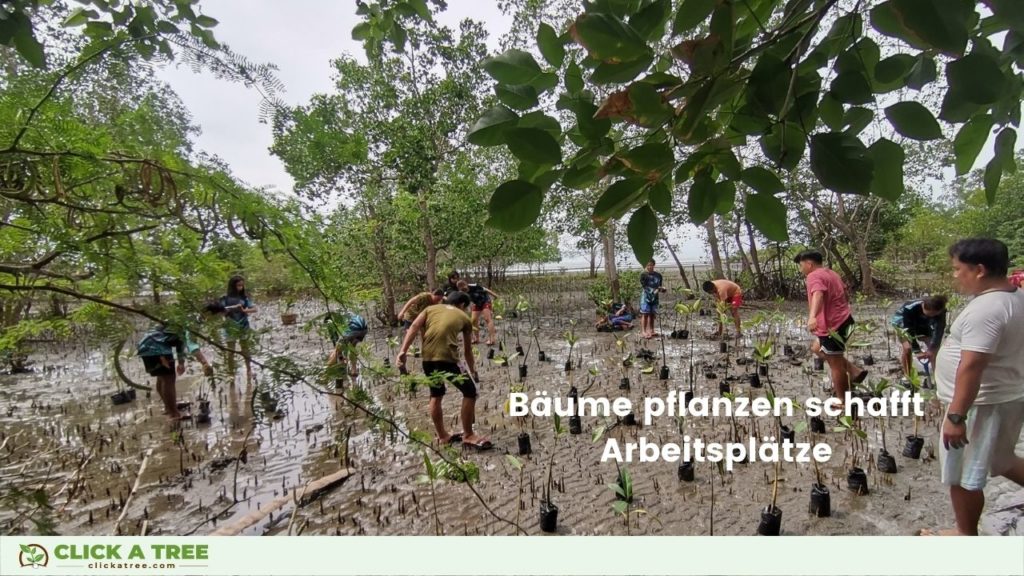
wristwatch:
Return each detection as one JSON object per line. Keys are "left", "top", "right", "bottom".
{"left": 946, "top": 413, "right": 967, "bottom": 425}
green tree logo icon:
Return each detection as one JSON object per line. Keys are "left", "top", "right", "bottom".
{"left": 19, "top": 544, "right": 48, "bottom": 568}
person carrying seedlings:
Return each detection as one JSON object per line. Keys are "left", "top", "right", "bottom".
{"left": 396, "top": 291, "right": 490, "bottom": 449}
{"left": 326, "top": 312, "right": 368, "bottom": 378}
{"left": 220, "top": 275, "right": 257, "bottom": 384}
{"left": 702, "top": 279, "right": 744, "bottom": 338}
{"left": 639, "top": 259, "right": 666, "bottom": 339}
{"left": 890, "top": 294, "right": 948, "bottom": 379}
{"left": 922, "top": 238, "right": 1024, "bottom": 537}
{"left": 794, "top": 249, "right": 868, "bottom": 403}
{"left": 138, "top": 302, "right": 223, "bottom": 421}
{"left": 456, "top": 279, "right": 500, "bottom": 346}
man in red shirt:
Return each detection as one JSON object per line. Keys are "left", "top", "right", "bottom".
{"left": 795, "top": 250, "right": 867, "bottom": 401}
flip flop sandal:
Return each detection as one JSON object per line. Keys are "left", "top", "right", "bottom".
{"left": 446, "top": 434, "right": 463, "bottom": 445}
{"left": 464, "top": 440, "right": 493, "bottom": 451}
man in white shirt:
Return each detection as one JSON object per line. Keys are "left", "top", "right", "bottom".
{"left": 928, "top": 238, "right": 1024, "bottom": 536}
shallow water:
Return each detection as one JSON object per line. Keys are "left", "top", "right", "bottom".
{"left": 1, "top": 294, "right": 1021, "bottom": 536}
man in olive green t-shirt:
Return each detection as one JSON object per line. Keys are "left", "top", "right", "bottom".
{"left": 396, "top": 291, "right": 490, "bottom": 449}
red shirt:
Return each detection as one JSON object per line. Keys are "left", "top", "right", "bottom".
{"left": 806, "top": 267, "right": 851, "bottom": 336}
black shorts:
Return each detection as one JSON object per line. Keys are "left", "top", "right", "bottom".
{"left": 142, "top": 354, "right": 174, "bottom": 376}
{"left": 818, "top": 316, "right": 855, "bottom": 355}
{"left": 402, "top": 320, "right": 413, "bottom": 329}
{"left": 423, "top": 361, "right": 477, "bottom": 399}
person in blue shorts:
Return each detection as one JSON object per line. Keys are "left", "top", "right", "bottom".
{"left": 639, "top": 259, "right": 666, "bottom": 339}
{"left": 326, "top": 312, "right": 368, "bottom": 378}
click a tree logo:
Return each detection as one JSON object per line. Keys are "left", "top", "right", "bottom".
{"left": 18, "top": 544, "right": 48, "bottom": 568}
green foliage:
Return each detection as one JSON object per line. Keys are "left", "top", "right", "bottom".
{"left": 356, "top": 0, "right": 1024, "bottom": 263}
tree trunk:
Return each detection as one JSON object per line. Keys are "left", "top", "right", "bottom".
{"left": 733, "top": 218, "right": 751, "bottom": 278}
{"left": 486, "top": 260, "right": 494, "bottom": 286}
{"left": 745, "top": 219, "right": 764, "bottom": 292}
{"left": 418, "top": 193, "right": 437, "bottom": 290}
{"left": 602, "top": 223, "right": 620, "bottom": 303}
{"left": 854, "top": 237, "right": 875, "bottom": 296}
{"left": 365, "top": 202, "right": 398, "bottom": 326}
{"left": 589, "top": 244, "right": 598, "bottom": 278}
{"left": 662, "top": 236, "right": 692, "bottom": 291}
{"left": 704, "top": 217, "right": 724, "bottom": 279}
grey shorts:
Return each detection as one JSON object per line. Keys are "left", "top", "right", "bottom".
{"left": 940, "top": 400, "right": 1024, "bottom": 490}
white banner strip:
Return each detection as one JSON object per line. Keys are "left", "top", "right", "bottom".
{"left": 3, "top": 536, "right": 1022, "bottom": 575}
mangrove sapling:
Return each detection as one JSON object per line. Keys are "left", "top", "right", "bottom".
{"left": 506, "top": 455, "right": 525, "bottom": 535}
{"left": 757, "top": 453, "right": 783, "bottom": 536}
{"left": 897, "top": 365, "right": 931, "bottom": 459}
{"left": 657, "top": 314, "right": 669, "bottom": 379}
{"left": 607, "top": 466, "right": 660, "bottom": 534}
{"left": 834, "top": 417, "right": 870, "bottom": 494}
{"left": 539, "top": 414, "right": 567, "bottom": 533}
{"left": 563, "top": 320, "right": 579, "bottom": 373}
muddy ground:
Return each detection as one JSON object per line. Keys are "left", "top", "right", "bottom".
{"left": 2, "top": 281, "right": 1022, "bottom": 537}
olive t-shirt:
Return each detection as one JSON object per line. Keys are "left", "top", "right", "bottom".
{"left": 403, "top": 292, "right": 435, "bottom": 322}
{"left": 421, "top": 304, "right": 472, "bottom": 363}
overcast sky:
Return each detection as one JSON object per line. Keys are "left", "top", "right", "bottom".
{"left": 153, "top": 1, "right": 705, "bottom": 265}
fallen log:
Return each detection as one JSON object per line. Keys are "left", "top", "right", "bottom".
{"left": 211, "top": 467, "right": 353, "bottom": 536}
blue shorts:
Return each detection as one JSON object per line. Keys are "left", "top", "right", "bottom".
{"left": 639, "top": 293, "right": 658, "bottom": 314}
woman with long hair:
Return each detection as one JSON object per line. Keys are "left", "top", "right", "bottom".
{"left": 220, "top": 275, "right": 258, "bottom": 383}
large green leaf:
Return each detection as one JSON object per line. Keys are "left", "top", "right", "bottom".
{"left": 482, "top": 49, "right": 543, "bottom": 84}
{"left": 565, "top": 61, "right": 585, "bottom": 94}
{"left": 504, "top": 128, "right": 562, "bottom": 166}
{"left": 591, "top": 54, "right": 654, "bottom": 84}
{"left": 687, "top": 171, "right": 716, "bottom": 224}
{"left": 593, "top": 178, "right": 647, "bottom": 225}
{"left": 519, "top": 111, "right": 562, "bottom": 136}
{"left": 745, "top": 193, "right": 789, "bottom": 241}
{"left": 993, "top": 127, "right": 1017, "bottom": 174}
{"left": 496, "top": 84, "right": 539, "bottom": 111}
{"left": 741, "top": 166, "right": 784, "bottom": 195}
{"left": 618, "top": 142, "right": 674, "bottom": 176}
{"left": 537, "top": 23, "right": 565, "bottom": 68}
{"left": 830, "top": 71, "right": 873, "bottom": 104}
{"left": 575, "top": 99, "right": 612, "bottom": 140}
{"left": 905, "top": 54, "right": 937, "bottom": 89}
{"left": 874, "top": 54, "right": 916, "bottom": 85}
{"left": 673, "top": 0, "right": 715, "bottom": 35}
{"left": 714, "top": 180, "right": 736, "bottom": 214}
{"left": 562, "top": 162, "right": 601, "bottom": 190}
{"left": 487, "top": 180, "right": 543, "bottom": 232}
{"left": 574, "top": 13, "right": 649, "bottom": 62}
{"left": 982, "top": 127, "right": 1018, "bottom": 204}
{"left": 868, "top": 138, "right": 905, "bottom": 201}
{"left": 946, "top": 53, "right": 1007, "bottom": 105}
{"left": 884, "top": 101, "right": 942, "bottom": 141}
{"left": 871, "top": 0, "right": 973, "bottom": 57}
{"left": 953, "top": 114, "right": 993, "bottom": 175}
{"left": 467, "top": 106, "right": 518, "bottom": 146}
{"left": 809, "top": 132, "right": 874, "bottom": 195}
{"left": 629, "top": 0, "right": 671, "bottom": 40}
{"left": 629, "top": 82, "right": 672, "bottom": 127}
{"left": 627, "top": 205, "right": 658, "bottom": 264}
{"left": 648, "top": 181, "right": 672, "bottom": 215}
{"left": 818, "top": 94, "right": 844, "bottom": 130}
{"left": 843, "top": 107, "right": 874, "bottom": 135}
{"left": 760, "top": 122, "right": 806, "bottom": 171}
